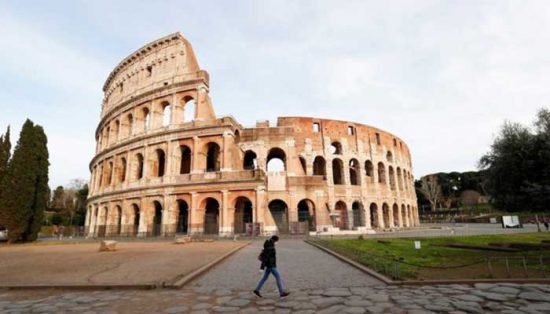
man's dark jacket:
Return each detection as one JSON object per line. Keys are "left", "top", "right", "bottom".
{"left": 261, "top": 239, "right": 277, "bottom": 268}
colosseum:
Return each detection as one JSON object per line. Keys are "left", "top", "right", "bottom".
{"left": 85, "top": 32, "right": 419, "bottom": 238}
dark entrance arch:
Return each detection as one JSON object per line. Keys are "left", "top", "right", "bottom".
{"left": 153, "top": 201, "right": 163, "bottom": 236}
{"left": 132, "top": 204, "right": 140, "bottom": 236}
{"left": 297, "top": 199, "right": 316, "bottom": 231}
{"left": 177, "top": 200, "right": 189, "bottom": 234}
{"left": 382, "top": 203, "right": 390, "bottom": 228}
{"left": 335, "top": 201, "right": 348, "bottom": 230}
{"left": 370, "top": 203, "right": 378, "bottom": 228}
{"left": 352, "top": 201, "right": 365, "bottom": 227}
{"left": 204, "top": 198, "right": 220, "bottom": 235}
{"left": 268, "top": 199, "right": 289, "bottom": 234}
{"left": 234, "top": 197, "right": 253, "bottom": 234}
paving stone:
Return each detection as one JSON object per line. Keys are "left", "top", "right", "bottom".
{"left": 197, "top": 296, "right": 211, "bottom": 301}
{"left": 474, "top": 290, "right": 510, "bottom": 301}
{"left": 527, "top": 303, "right": 550, "bottom": 311}
{"left": 408, "top": 310, "right": 437, "bottom": 314}
{"left": 276, "top": 301, "right": 298, "bottom": 308}
{"left": 425, "top": 304, "right": 454, "bottom": 312}
{"left": 256, "top": 299, "right": 276, "bottom": 306}
{"left": 344, "top": 299, "right": 373, "bottom": 307}
{"left": 225, "top": 298, "right": 250, "bottom": 307}
{"left": 451, "top": 301, "right": 484, "bottom": 314}
{"left": 164, "top": 305, "right": 189, "bottom": 314}
{"left": 192, "top": 303, "right": 211, "bottom": 310}
{"left": 311, "top": 297, "right": 343, "bottom": 308}
{"left": 214, "top": 289, "right": 233, "bottom": 296}
{"left": 274, "top": 309, "right": 291, "bottom": 314}
{"left": 317, "top": 305, "right": 346, "bottom": 314}
{"left": 190, "top": 311, "right": 210, "bottom": 314}
{"left": 473, "top": 283, "right": 496, "bottom": 290}
{"left": 211, "top": 305, "right": 240, "bottom": 312}
{"left": 216, "top": 296, "right": 232, "bottom": 304}
{"left": 490, "top": 286, "right": 521, "bottom": 295}
{"left": 455, "top": 294, "right": 484, "bottom": 302}
{"left": 345, "top": 307, "right": 366, "bottom": 314}
{"left": 293, "top": 310, "right": 316, "bottom": 314}
{"left": 519, "top": 292, "right": 550, "bottom": 302}
{"left": 322, "top": 289, "right": 352, "bottom": 297}
{"left": 350, "top": 287, "right": 372, "bottom": 296}
{"left": 366, "top": 293, "right": 389, "bottom": 302}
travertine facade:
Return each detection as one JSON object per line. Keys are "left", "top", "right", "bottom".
{"left": 85, "top": 33, "right": 419, "bottom": 237}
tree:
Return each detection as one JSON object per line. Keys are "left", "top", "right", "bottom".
{"left": 0, "top": 126, "right": 11, "bottom": 227}
{"left": 0, "top": 120, "right": 49, "bottom": 242}
{"left": 479, "top": 108, "right": 550, "bottom": 212}
{"left": 51, "top": 186, "right": 65, "bottom": 211}
{"left": 418, "top": 175, "right": 441, "bottom": 211}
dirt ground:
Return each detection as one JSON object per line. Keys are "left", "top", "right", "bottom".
{"left": 0, "top": 240, "right": 246, "bottom": 286}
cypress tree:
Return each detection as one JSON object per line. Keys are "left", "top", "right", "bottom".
{"left": 0, "top": 120, "right": 49, "bottom": 242}
{"left": 0, "top": 126, "right": 11, "bottom": 227}
{"left": 22, "top": 124, "right": 49, "bottom": 241}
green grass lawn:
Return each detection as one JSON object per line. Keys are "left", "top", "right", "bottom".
{"left": 316, "top": 233, "right": 550, "bottom": 280}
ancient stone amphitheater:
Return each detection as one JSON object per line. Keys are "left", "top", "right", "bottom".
{"left": 85, "top": 33, "right": 419, "bottom": 237}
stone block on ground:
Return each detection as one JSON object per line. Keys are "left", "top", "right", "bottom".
{"left": 174, "top": 236, "right": 191, "bottom": 244}
{"left": 99, "top": 240, "right": 117, "bottom": 252}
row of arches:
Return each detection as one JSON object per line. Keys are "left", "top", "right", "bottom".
{"left": 330, "top": 141, "right": 401, "bottom": 165}
{"left": 92, "top": 142, "right": 221, "bottom": 190}
{"left": 98, "top": 97, "right": 197, "bottom": 152}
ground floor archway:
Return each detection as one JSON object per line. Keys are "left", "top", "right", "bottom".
{"left": 234, "top": 197, "right": 253, "bottom": 234}
{"left": 203, "top": 198, "right": 220, "bottom": 235}
{"left": 297, "top": 199, "right": 316, "bottom": 232}
{"left": 268, "top": 199, "right": 289, "bottom": 234}
{"left": 177, "top": 200, "right": 189, "bottom": 234}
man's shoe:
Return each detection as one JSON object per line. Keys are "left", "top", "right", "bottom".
{"left": 253, "top": 290, "right": 262, "bottom": 298}
{"left": 280, "top": 291, "right": 290, "bottom": 298}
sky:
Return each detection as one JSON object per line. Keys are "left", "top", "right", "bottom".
{"left": 0, "top": 0, "right": 549, "bottom": 188}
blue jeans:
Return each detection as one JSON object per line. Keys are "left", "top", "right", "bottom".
{"left": 255, "top": 267, "right": 284, "bottom": 294}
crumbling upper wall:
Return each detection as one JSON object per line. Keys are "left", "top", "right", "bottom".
{"left": 101, "top": 33, "right": 208, "bottom": 117}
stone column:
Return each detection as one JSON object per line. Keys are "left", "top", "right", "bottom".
{"left": 255, "top": 187, "right": 266, "bottom": 234}
{"left": 189, "top": 192, "right": 200, "bottom": 234}
{"left": 220, "top": 190, "right": 230, "bottom": 236}
{"left": 192, "top": 136, "right": 201, "bottom": 174}
{"left": 221, "top": 132, "right": 232, "bottom": 171}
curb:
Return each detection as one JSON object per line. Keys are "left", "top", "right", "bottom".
{"left": 168, "top": 241, "right": 251, "bottom": 288}
{"left": 304, "top": 240, "right": 550, "bottom": 286}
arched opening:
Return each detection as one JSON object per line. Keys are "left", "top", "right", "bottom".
{"left": 135, "top": 153, "right": 144, "bottom": 180}
{"left": 127, "top": 114, "right": 134, "bottom": 137}
{"left": 113, "top": 120, "right": 120, "bottom": 142}
{"left": 382, "top": 203, "right": 391, "bottom": 228}
{"left": 330, "top": 141, "right": 342, "bottom": 154}
{"left": 93, "top": 207, "right": 99, "bottom": 234}
{"left": 365, "top": 160, "right": 374, "bottom": 182}
{"left": 183, "top": 97, "right": 195, "bottom": 122}
{"left": 156, "top": 149, "right": 166, "bottom": 177}
{"left": 98, "top": 207, "right": 108, "bottom": 237}
{"left": 243, "top": 150, "right": 257, "bottom": 170}
{"left": 176, "top": 200, "right": 189, "bottom": 234}
{"left": 116, "top": 206, "right": 122, "bottom": 235}
{"left": 205, "top": 142, "right": 220, "bottom": 172}
{"left": 386, "top": 151, "right": 393, "bottom": 163}
{"left": 299, "top": 156, "right": 307, "bottom": 175}
{"left": 377, "top": 162, "right": 386, "bottom": 184}
{"left": 397, "top": 167, "right": 403, "bottom": 190}
{"left": 349, "top": 159, "right": 360, "bottom": 186}
{"left": 119, "top": 158, "right": 127, "bottom": 183}
{"left": 162, "top": 102, "right": 171, "bottom": 127}
{"left": 335, "top": 201, "right": 348, "bottom": 230}
{"left": 313, "top": 156, "right": 327, "bottom": 179}
{"left": 107, "top": 161, "right": 113, "bottom": 185}
{"left": 401, "top": 204, "right": 407, "bottom": 227}
{"left": 332, "top": 158, "right": 344, "bottom": 185}
{"left": 268, "top": 199, "right": 289, "bottom": 234}
{"left": 370, "top": 203, "right": 379, "bottom": 228}
{"left": 132, "top": 204, "right": 140, "bottom": 236}
{"left": 234, "top": 197, "right": 253, "bottom": 234}
{"left": 297, "top": 199, "right": 316, "bottom": 231}
{"left": 153, "top": 201, "right": 163, "bottom": 236}
{"left": 389, "top": 166, "right": 396, "bottom": 190}
{"left": 203, "top": 198, "right": 220, "bottom": 235}
{"left": 234, "top": 130, "right": 241, "bottom": 143}
{"left": 143, "top": 108, "right": 151, "bottom": 131}
{"left": 352, "top": 201, "right": 365, "bottom": 227}
{"left": 180, "top": 145, "right": 192, "bottom": 174}
{"left": 393, "top": 203, "right": 399, "bottom": 227}
{"left": 267, "top": 147, "right": 286, "bottom": 172}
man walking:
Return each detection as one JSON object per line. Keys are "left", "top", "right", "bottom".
{"left": 254, "top": 235, "right": 290, "bottom": 298}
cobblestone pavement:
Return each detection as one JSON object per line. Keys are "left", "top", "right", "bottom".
{"left": 1, "top": 283, "right": 550, "bottom": 313}
{"left": 192, "top": 239, "right": 382, "bottom": 290}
